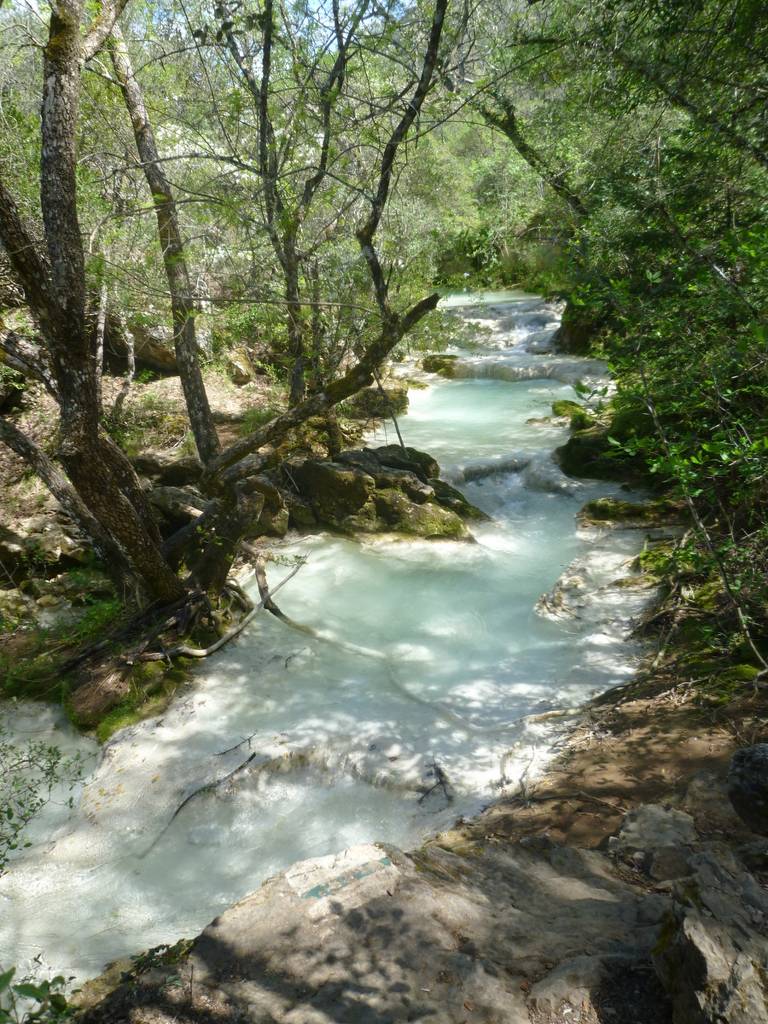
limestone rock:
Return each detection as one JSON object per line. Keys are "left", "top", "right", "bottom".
{"left": 728, "top": 744, "right": 768, "bottom": 835}
{"left": 653, "top": 845, "right": 768, "bottom": 1023}
{"left": 372, "top": 444, "right": 440, "bottom": 482}
{"left": 226, "top": 347, "right": 257, "bottom": 385}
{"left": 131, "top": 450, "right": 203, "bottom": 487}
{"left": 0, "top": 586, "right": 34, "bottom": 624}
{"left": 373, "top": 488, "right": 468, "bottom": 538}
{"left": 147, "top": 485, "right": 208, "bottom": 528}
{"left": 288, "top": 459, "right": 376, "bottom": 526}
{"left": 578, "top": 496, "right": 687, "bottom": 529}
{"left": 127, "top": 322, "right": 177, "bottom": 373}
{"left": 81, "top": 836, "right": 669, "bottom": 1024}
{"left": 609, "top": 805, "right": 697, "bottom": 880}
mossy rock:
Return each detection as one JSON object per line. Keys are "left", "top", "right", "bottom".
{"left": 372, "top": 445, "right": 440, "bottom": 482}
{"left": 578, "top": 496, "right": 687, "bottom": 528}
{"left": 373, "top": 489, "right": 468, "bottom": 539}
{"left": 341, "top": 384, "right": 409, "bottom": 420}
{"left": 554, "top": 301, "right": 604, "bottom": 355}
{"left": 421, "top": 354, "right": 458, "bottom": 378}
{"left": 555, "top": 426, "right": 621, "bottom": 480}
{"left": 551, "top": 399, "right": 594, "bottom": 431}
{"left": 289, "top": 459, "right": 376, "bottom": 523}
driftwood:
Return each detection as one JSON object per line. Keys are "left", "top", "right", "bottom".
{"left": 138, "top": 558, "right": 305, "bottom": 660}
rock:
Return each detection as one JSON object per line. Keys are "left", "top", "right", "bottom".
{"left": 552, "top": 398, "right": 593, "bottom": 429}
{"left": 288, "top": 459, "right": 376, "bottom": 527}
{"left": 371, "top": 444, "right": 440, "bottom": 482}
{"left": 81, "top": 836, "right": 669, "bottom": 1024}
{"left": 430, "top": 478, "right": 489, "bottom": 520}
{"left": 609, "top": 805, "right": 697, "bottom": 881}
{"left": 421, "top": 352, "right": 458, "bottom": 377}
{"left": 653, "top": 845, "right": 768, "bottom": 1024}
{"left": 244, "top": 479, "right": 289, "bottom": 538}
{"left": 373, "top": 488, "right": 468, "bottom": 538}
{"left": 728, "top": 745, "right": 768, "bottom": 835}
{"left": 147, "top": 485, "right": 209, "bottom": 529}
{"left": 126, "top": 322, "right": 177, "bottom": 373}
{"left": 578, "top": 497, "right": 687, "bottom": 529}
{"left": 0, "top": 526, "right": 27, "bottom": 577}
{"left": 226, "top": 347, "right": 257, "bottom": 385}
{"left": 556, "top": 425, "right": 622, "bottom": 480}
{"left": 553, "top": 300, "right": 603, "bottom": 355}
{"left": 342, "top": 383, "right": 409, "bottom": 420}
{"left": 131, "top": 450, "right": 203, "bottom": 487}
{"left": 335, "top": 450, "right": 434, "bottom": 503}
{"left": 0, "top": 586, "right": 34, "bottom": 624}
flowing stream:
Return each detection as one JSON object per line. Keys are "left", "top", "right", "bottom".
{"left": 0, "top": 291, "right": 658, "bottom": 983}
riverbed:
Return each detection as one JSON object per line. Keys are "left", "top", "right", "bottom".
{"left": 0, "top": 291, "right": 657, "bottom": 983}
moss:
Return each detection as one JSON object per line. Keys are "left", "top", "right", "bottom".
{"left": 94, "top": 662, "right": 193, "bottom": 743}
{"left": 635, "top": 542, "right": 676, "bottom": 576}
{"left": 551, "top": 399, "right": 594, "bottom": 430}
{"left": 578, "top": 496, "right": 686, "bottom": 527}
{"left": 373, "top": 489, "right": 468, "bottom": 538}
{"left": 421, "top": 354, "right": 458, "bottom": 377}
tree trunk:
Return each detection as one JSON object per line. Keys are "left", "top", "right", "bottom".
{"left": 109, "top": 26, "right": 221, "bottom": 466}
{"left": 0, "top": 2, "right": 186, "bottom": 605}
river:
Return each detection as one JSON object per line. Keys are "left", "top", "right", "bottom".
{"left": 0, "top": 290, "right": 656, "bottom": 984}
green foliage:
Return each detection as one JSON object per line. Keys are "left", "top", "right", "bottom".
{"left": 0, "top": 968, "right": 75, "bottom": 1024}
{"left": 0, "top": 597, "right": 120, "bottom": 702}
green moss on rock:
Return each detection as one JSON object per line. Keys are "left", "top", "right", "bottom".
{"left": 341, "top": 384, "right": 409, "bottom": 420}
{"left": 421, "top": 354, "right": 458, "bottom": 378}
{"left": 578, "top": 496, "right": 687, "bottom": 527}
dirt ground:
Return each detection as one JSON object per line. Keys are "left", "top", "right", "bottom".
{"left": 450, "top": 669, "right": 768, "bottom": 854}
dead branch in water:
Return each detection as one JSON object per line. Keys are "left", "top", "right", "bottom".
{"left": 137, "top": 559, "right": 306, "bottom": 661}
{"left": 419, "top": 760, "right": 453, "bottom": 805}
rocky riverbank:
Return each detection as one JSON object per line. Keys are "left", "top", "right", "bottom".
{"left": 75, "top": 662, "right": 768, "bottom": 1024}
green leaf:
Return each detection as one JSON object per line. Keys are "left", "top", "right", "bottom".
{"left": 0, "top": 968, "right": 15, "bottom": 993}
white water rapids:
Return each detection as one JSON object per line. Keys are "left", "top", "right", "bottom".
{"left": 0, "top": 291, "right": 661, "bottom": 984}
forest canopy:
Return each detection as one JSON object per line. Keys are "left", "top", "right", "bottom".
{"left": 1, "top": 0, "right": 767, "bottom": 675}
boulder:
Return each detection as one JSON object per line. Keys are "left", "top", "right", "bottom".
{"left": 653, "top": 845, "right": 768, "bottom": 1024}
{"left": 421, "top": 353, "right": 458, "bottom": 377}
{"left": 126, "top": 322, "right": 177, "bottom": 373}
{"left": 342, "top": 383, "right": 409, "bottom": 420}
{"left": 0, "top": 586, "right": 34, "bottom": 625}
{"left": 147, "top": 485, "right": 208, "bottom": 529}
{"left": 373, "top": 488, "right": 468, "bottom": 539}
{"left": 244, "top": 478, "right": 290, "bottom": 538}
{"left": 371, "top": 444, "right": 440, "bottom": 482}
{"left": 131, "top": 450, "right": 203, "bottom": 487}
{"left": 728, "top": 745, "right": 768, "bottom": 835}
{"left": 226, "top": 347, "right": 257, "bottom": 385}
{"left": 609, "top": 805, "right": 697, "bottom": 881}
{"left": 335, "top": 450, "right": 434, "bottom": 503}
{"left": 578, "top": 496, "right": 687, "bottom": 529}
{"left": 556, "top": 425, "right": 620, "bottom": 480}
{"left": 553, "top": 300, "right": 604, "bottom": 355}
{"left": 288, "top": 459, "right": 376, "bottom": 526}
{"left": 430, "top": 478, "right": 489, "bottom": 520}
{"left": 551, "top": 398, "right": 593, "bottom": 430}
{"left": 80, "top": 836, "right": 670, "bottom": 1024}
